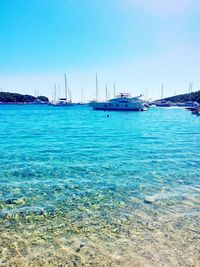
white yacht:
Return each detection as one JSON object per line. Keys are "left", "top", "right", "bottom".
{"left": 89, "top": 93, "right": 146, "bottom": 111}
{"left": 52, "top": 98, "right": 74, "bottom": 106}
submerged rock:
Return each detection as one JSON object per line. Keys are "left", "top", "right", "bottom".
{"left": 5, "top": 198, "right": 26, "bottom": 205}
{"left": 144, "top": 196, "right": 156, "bottom": 204}
{"left": 80, "top": 242, "right": 86, "bottom": 248}
{"left": 0, "top": 211, "right": 9, "bottom": 219}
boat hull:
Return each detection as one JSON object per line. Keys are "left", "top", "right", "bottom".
{"left": 92, "top": 107, "right": 145, "bottom": 111}
{"left": 89, "top": 100, "right": 145, "bottom": 111}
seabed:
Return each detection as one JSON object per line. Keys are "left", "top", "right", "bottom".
{"left": 0, "top": 185, "right": 200, "bottom": 267}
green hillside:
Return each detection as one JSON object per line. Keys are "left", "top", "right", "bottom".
{"left": 0, "top": 92, "right": 49, "bottom": 103}
{"left": 161, "top": 90, "right": 200, "bottom": 103}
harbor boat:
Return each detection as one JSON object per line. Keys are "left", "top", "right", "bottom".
{"left": 191, "top": 108, "right": 200, "bottom": 116}
{"left": 154, "top": 100, "right": 171, "bottom": 107}
{"left": 50, "top": 74, "right": 74, "bottom": 106}
{"left": 51, "top": 98, "right": 74, "bottom": 106}
{"left": 177, "top": 101, "right": 199, "bottom": 109}
{"left": 89, "top": 93, "right": 146, "bottom": 111}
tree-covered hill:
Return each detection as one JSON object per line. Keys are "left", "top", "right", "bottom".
{"left": 160, "top": 90, "right": 200, "bottom": 103}
{"left": 0, "top": 92, "right": 49, "bottom": 103}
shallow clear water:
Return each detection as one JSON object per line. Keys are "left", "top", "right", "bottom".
{"left": 0, "top": 105, "right": 199, "bottom": 266}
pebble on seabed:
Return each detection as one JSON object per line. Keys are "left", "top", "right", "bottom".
{"left": 144, "top": 196, "right": 155, "bottom": 204}
{"left": 80, "top": 242, "right": 86, "bottom": 248}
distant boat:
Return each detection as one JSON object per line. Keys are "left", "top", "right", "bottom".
{"left": 89, "top": 93, "right": 146, "bottom": 111}
{"left": 50, "top": 74, "right": 74, "bottom": 106}
{"left": 191, "top": 104, "right": 200, "bottom": 115}
{"left": 177, "top": 101, "right": 199, "bottom": 108}
{"left": 53, "top": 98, "right": 74, "bottom": 106}
{"left": 154, "top": 100, "right": 171, "bottom": 107}
{"left": 192, "top": 109, "right": 200, "bottom": 115}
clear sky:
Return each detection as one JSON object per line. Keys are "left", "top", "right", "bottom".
{"left": 0, "top": 0, "right": 200, "bottom": 101}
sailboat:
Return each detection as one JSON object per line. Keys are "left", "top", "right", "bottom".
{"left": 154, "top": 84, "right": 171, "bottom": 107}
{"left": 53, "top": 74, "right": 74, "bottom": 106}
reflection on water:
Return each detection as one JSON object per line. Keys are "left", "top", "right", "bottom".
{"left": 0, "top": 105, "right": 200, "bottom": 266}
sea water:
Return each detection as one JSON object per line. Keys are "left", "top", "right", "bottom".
{"left": 0, "top": 105, "right": 199, "bottom": 266}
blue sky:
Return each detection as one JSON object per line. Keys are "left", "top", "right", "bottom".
{"left": 0, "top": 0, "right": 200, "bottom": 101}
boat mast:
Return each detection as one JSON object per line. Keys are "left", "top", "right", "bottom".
{"left": 106, "top": 84, "right": 108, "bottom": 101}
{"left": 113, "top": 84, "right": 116, "bottom": 98}
{"left": 146, "top": 87, "right": 148, "bottom": 101}
{"left": 189, "top": 82, "right": 193, "bottom": 93}
{"left": 51, "top": 91, "right": 53, "bottom": 102}
{"left": 69, "top": 90, "right": 72, "bottom": 102}
{"left": 161, "top": 84, "right": 164, "bottom": 99}
{"left": 189, "top": 82, "right": 193, "bottom": 101}
{"left": 58, "top": 83, "right": 60, "bottom": 99}
{"left": 96, "top": 73, "right": 98, "bottom": 101}
{"left": 54, "top": 84, "right": 57, "bottom": 102}
{"left": 81, "top": 88, "right": 84, "bottom": 103}
{"left": 67, "top": 77, "right": 71, "bottom": 102}
{"left": 190, "top": 82, "right": 193, "bottom": 92}
{"left": 64, "top": 74, "right": 68, "bottom": 102}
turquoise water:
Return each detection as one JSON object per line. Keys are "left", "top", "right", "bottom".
{"left": 0, "top": 105, "right": 200, "bottom": 266}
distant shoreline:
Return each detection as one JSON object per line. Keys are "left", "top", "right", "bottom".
{"left": 0, "top": 92, "right": 49, "bottom": 104}
{"left": 0, "top": 102, "right": 48, "bottom": 105}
